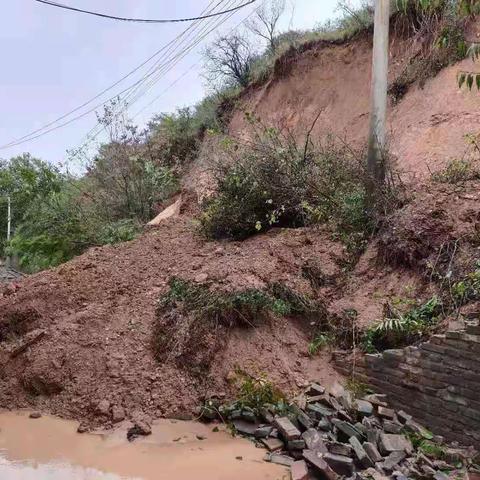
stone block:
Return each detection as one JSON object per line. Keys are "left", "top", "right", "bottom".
{"left": 302, "top": 428, "right": 328, "bottom": 453}
{"left": 266, "top": 453, "right": 295, "bottom": 467}
{"left": 378, "top": 434, "right": 412, "bottom": 455}
{"left": 307, "top": 403, "right": 335, "bottom": 420}
{"left": 331, "top": 419, "right": 363, "bottom": 441}
{"left": 383, "top": 451, "right": 406, "bottom": 471}
{"left": 356, "top": 399, "right": 374, "bottom": 416}
{"left": 303, "top": 450, "right": 338, "bottom": 480}
{"left": 328, "top": 441, "right": 353, "bottom": 457}
{"left": 377, "top": 406, "right": 395, "bottom": 420}
{"left": 324, "top": 452, "right": 354, "bottom": 477}
{"left": 363, "top": 442, "right": 383, "bottom": 462}
{"left": 275, "top": 417, "right": 301, "bottom": 441}
{"left": 261, "top": 437, "right": 284, "bottom": 451}
{"left": 349, "top": 435, "right": 374, "bottom": 468}
{"left": 291, "top": 460, "right": 309, "bottom": 480}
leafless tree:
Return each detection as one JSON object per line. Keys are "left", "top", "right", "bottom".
{"left": 246, "top": 0, "right": 286, "bottom": 54}
{"left": 203, "top": 33, "right": 255, "bottom": 88}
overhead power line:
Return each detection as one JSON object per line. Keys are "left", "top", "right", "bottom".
{"left": 72, "top": 0, "right": 243, "bottom": 153}
{"left": 69, "top": 0, "right": 255, "bottom": 165}
{"left": 2, "top": 0, "right": 244, "bottom": 151}
{"left": 0, "top": 0, "right": 228, "bottom": 149}
{"left": 33, "top": 0, "right": 256, "bottom": 23}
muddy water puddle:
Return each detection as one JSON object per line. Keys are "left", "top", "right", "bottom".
{"left": 0, "top": 411, "right": 287, "bottom": 480}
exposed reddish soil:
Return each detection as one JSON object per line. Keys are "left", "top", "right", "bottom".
{"left": 230, "top": 23, "right": 480, "bottom": 182}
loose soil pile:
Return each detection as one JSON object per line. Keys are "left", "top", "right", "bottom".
{"left": 0, "top": 216, "right": 347, "bottom": 427}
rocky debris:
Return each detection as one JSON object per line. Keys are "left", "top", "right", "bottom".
{"left": 96, "top": 399, "right": 110, "bottom": 416}
{"left": 111, "top": 405, "right": 125, "bottom": 423}
{"left": 203, "top": 381, "right": 478, "bottom": 480}
{"left": 126, "top": 420, "right": 152, "bottom": 441}
{"left": 265, "top": 452, "right": 295, "bottom": 467}
{"left": 303, "top": 450, "right": 338, "bottom": 480}
{"left": 291, "top": 460, "right": 310, "bottom": 480}
{"left": 274, "top": 416, "right": 301, "bottom": 441}
{"left": 303, "top": 428, "right": 328, "bottom": 452}
{"left": 77, "top": 423, "right": 88, "bottom": 434}
{"left": 232, "top": 419, "right": 259, "bottom": 436}
{"left": 29, "top": 411, "right": 42, "bottom": 419}
{"left": 261, "top": 437, "right": 284, "bottom": 451}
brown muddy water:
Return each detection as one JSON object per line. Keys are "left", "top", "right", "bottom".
{"left": 0, "top": 411, "right": 288, "bottom": 480}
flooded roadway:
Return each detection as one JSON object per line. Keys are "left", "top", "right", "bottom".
{"left": 0, "top": 411, "right": 287, "bottom": 480}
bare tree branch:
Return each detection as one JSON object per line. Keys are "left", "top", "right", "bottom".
{"left": 246, "top": 0, "right": 286, "bottom": 54}
{"left": 203, "top": 33, "right": 255, "bottom": 88}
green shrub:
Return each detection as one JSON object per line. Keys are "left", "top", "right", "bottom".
{"left": 199, "top": 124, "right": 376, "bottom": 255}
{"left": 451, "top": 262, "right": 480, "bottom": 305}
{"left": 153, "top": 277, "right": 323, "bottom": 368}
{"left": 97, "top": 219, "right": 140, "bottom": 245}
{"left": 230, "top": 370, "right": 285, "bottom": 413}
{"left": 362, "top": 296, "right": 442, "bottom": 352}
{"left": 389, "top": 1, "right": 469, "bottom": 102}
{"left": 158, "top": 277, "right": 320, "bottom": 327}
{"left": 200, "top": 370, "right": 290, "bottom": 422}
{"left": 308, "top": 333, "right": 334, "bottom": 356}
{"left": 432, "top": 158, "right": 480, "bottom": 183}
{"left": 159, "top": 277, "right": 278, "bottom": 328}
{"left": 8, "top": 184, "right": 142, "bottom": 273}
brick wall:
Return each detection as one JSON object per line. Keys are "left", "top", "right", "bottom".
{"left": 333, "top": 325, "right": 480, "bottom": 448}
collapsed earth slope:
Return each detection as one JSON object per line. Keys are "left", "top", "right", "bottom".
{"left": 2, "top": 23, "right": 480, "bottom": 428}
{"left": 230, "top": 26, "right": 480, "bottom": 181}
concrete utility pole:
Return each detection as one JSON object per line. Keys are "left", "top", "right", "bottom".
{"left": 367, "top": 0, "right": 390, "bottom": 197}
{"left": 6, "top": 196, "right": 11, "bottom": 268}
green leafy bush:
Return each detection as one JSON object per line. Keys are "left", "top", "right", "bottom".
{"left": 158, "top": 277, "right": 319, "bottom": 327}
{"left": 153, "top": 277, "right": 322, "bottom": 370}
{"left": 97, "top": 219, "right": 140, "bottom": 245}
{"left": 230, "top": 370, "right": 285, "bottom": 413}
{"left": 308, "top": 333, "right": 334, "bottom": 356}
{"left": 199, "top": 124, "right": 375, "bottom": 255}
{"left": 7, "top": 183, "right": 141, "bottom": 272}
{"left": 451, "top": 262, "right": 480, "bottom": 305}
{"left": 362, "top": 296, "right": 442, "bottom": 352}
{"left": 0, "top": 154, "right": 63, "bottom": 256}
{"left": 389, "top": 0, "right": 470, "bottom": 102}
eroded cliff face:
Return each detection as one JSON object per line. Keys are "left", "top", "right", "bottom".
{"left": 229, "top": 27, "right": 480, "bottom": 182}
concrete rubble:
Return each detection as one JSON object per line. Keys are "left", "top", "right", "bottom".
{"left": 203, "top": 381, "right": 479, "bottom": 479}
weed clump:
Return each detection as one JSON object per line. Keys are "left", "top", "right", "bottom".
{"left": 153, "top": 277, "right": 324, "bottom": 371}
{"left": 451, "top": 262, "right": 480, "bottom": 306}
{"left": 361, "top": 296, "right": 443, "bottom": 353}
{"left": 307, "top": 333, "right": 334, "bottom": 356}
{"left": 432, "top": 158, "right": 480, "bottom": 184}
{"left": 200, "top": 370, "right": 291, "bottom": 422}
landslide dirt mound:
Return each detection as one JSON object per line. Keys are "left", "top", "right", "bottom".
{"left": 0, "top": 217, "right": 347, "bottom": 427}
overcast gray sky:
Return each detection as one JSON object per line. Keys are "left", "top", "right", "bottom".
{"left": 0, "top": 0, "right": 355, "bottom": 166}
